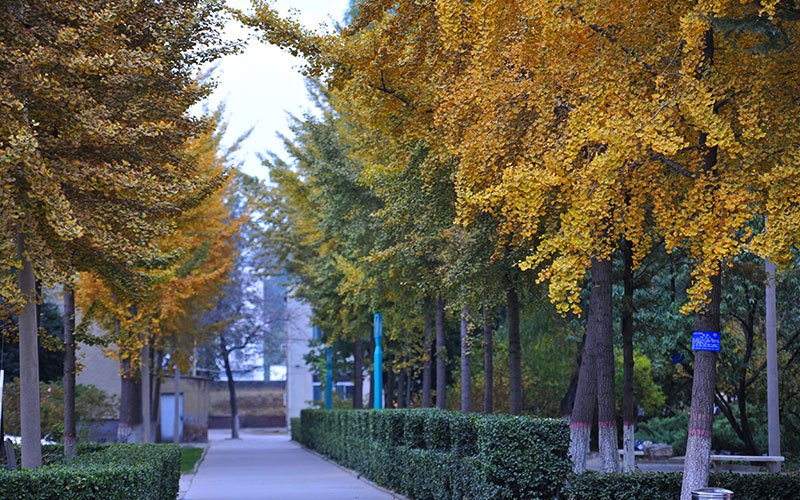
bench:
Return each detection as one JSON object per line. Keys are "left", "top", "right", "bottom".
{"left": 617, "top": 449, "right": 645, "bottom": 457}
{"left": 710, "top": 454, "right": 784, "bottom": 473}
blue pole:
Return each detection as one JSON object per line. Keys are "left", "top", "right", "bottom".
{"left": 374, "top": 313, "right": 383, "bottom": 409}
{"left": 325, "top": 347, "right": 333, "bottom": 410}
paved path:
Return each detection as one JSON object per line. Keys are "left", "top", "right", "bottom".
{"left": 182, "top": 429, "right": 401, "bottom": 500}
{"left": 586, "top": 452, "right": 685, "bottom": 473}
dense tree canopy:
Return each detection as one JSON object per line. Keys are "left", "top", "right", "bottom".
{"left": 4, "top": 0, "right": 800, "bottom": 492}
{"left": 242, "top": 0, "right": 800, "bottom": 494}
{"left": 1, "top": 0, "right": 234, "bottom": 467}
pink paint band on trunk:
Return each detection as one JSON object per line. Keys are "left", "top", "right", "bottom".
{"left": 598, "top": 420, "right": 616, "bottom": 427}
{"left": 623, "top": 421, "right": 635, "bottom": 427}
{"left": 65, "top": 436, "right": 77, "bottom": 442}
{"left": 689, "top": 428, "right": 712, "bottom": 437}
{"left": 570, "top": 422, "right": 591, "bottom": 428}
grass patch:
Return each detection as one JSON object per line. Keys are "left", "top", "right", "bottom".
{"left": 180, "top": 447, "right": 204, "bottom": 473}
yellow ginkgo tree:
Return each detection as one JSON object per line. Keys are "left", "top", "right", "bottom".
{"left": 0, "top": 0, "right": 231, "bottom": 467}
{"left": 77, "top": 107, "right": 241, "bottom": 443}
{"left": 243, "top": 0, "right": 800, "bottom": 493}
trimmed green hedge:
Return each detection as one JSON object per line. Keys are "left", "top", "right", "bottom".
{"left": 0, "top": 443, "right": 181, "bottom": 500}
{"left": 566, "top": 471, "right": 800, "bottom": 500}
{"left": 290, "top": 417, "right": 301, "bottom": 442}
{"left": 297, "top": 408, "right": 571, "bottom": 500}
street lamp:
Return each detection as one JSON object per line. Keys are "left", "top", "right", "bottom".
{"left": 374, "top": 313, "right": 383, "bottom": 410}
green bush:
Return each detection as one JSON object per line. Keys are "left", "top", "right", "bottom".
{"left": 298, "top": 408, "right": 570, "bottom": 500}
{"left": 636, "top": 411, "right": 769, "bottom": 455}
{"left": 290, "top": 417, "right": 302, "bottom": 442}
{"left": 0, "top": 443, "right": 181, "bottom": 500}
{"left": 2, "top": 380, "right": 119, "bottom": 441}
{"left": 566, "top": 471, "right": 800, "bottom": 500}
{"left": 636, "top": 413, "right": 690, "bottom": 455}
{"left": 614, "top": 350, "right": 665, "bottom": 418}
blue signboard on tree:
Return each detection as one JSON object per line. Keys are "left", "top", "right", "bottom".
{"left": 692, "top": 331, "right": 721, "bottom": 352}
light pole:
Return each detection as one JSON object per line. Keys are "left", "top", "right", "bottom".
{"left": 766, "top": 258, "right": 781, "bottom": 470}
{"left": 374, "top": 313, "right": 383, "bottom": 410}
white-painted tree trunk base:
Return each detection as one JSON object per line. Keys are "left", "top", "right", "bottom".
{"left": 117, "top": 424, "right": 144, "bottom": 443}
{"left": 232, "top": 414, "right": 240, "bottom": 439}
{"left": 599, "top": 425, "right": 620, "bottom": 473}
{"left": 64, "top": 439, "right": 77, "bottom": 460}
{"left": 569, "top": 425, "right": 591, "bottom": 474}
{"left": 681, "top": 433, "right": 712, "bottom": 500}
{"left": 622, "top": 424, "right": 635, "bottom": 472}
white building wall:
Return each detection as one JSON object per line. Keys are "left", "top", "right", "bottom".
{"left": 285, "top": 296, "right": 313, "bottom": 425}
{"left": 75, "top": 322, "right": 121, "bottom": 399}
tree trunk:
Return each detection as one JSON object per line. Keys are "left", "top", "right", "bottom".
{"left": 118, "top": 305, "right": 143, "bottom": 443}
{"left": 622, "top": 242, "right": 636, "bottom": 472}
{"left": 16, "top": 231, "right": 42, "bottom": 468}
{"left": 142, "top": 336, "right": 151, "bottom": 443}
{"left": 483, "top": 308, "right": 493, "bottom": 414}
{"left": 592, "top": 258, "right": 619, "bottom": 473}
{"left": 153, "top": 349, "right": 164, "bottom": 433}
{"left": 405, "top": 363, "right": 411, "bottom": 407}
{"left": 735, "top": 386, "right": 759, "bottom": 455}
{"left": 422, "top": 295, "right": 433, "bottom": 408}
{"left": 560, "top": 333, "right": 585, "bottom": 418}
{"left": 680, "top": 273, "right": 721, "bottom": 500}
{"left": 735, "top": 392, "right": 759, "bottom": 455}
{"left": 63, "top": 287, "right": 77, "bottom": 459}
{"left": 435, "top": 294, "right": 447, "bottom": 410}
{"left": 461, "top": 305, "right": 472, "bottom": 412}
{"left": 570, "top": 322, "right": 597, "bottom": 473}
{"left": 118, "top": 356, "right": 143, "bottom": 443}
{"left": 507, "top": 288, "right": 522, "bottom": 415}
{"left": 397, "top": 360, "right": 406, "bottom": 408}
{"left": 735, "top": 310, "right": 760, "bottom": 455}
{"left": 173, "top": 367, "right": 181, "bottom": 444}
{"left": 192, "top": 342, "right": 197, "bottom": 377}
{"left": 714, "top": 310, "right": 761, "bottom": 456}
{"left": 680, "top": 23, "right": 721, "bottom": 500}
{"left": 367, "top": 335, "right": 375, "bottom": 409}
{"left": 353, "top": 338, "right": 363, "bottom": 409}
{"left": 220, "top": 336, "right": 239, "bottom": 439}
{"left": 384, "top": 354, "right": 394, "bottom": 409}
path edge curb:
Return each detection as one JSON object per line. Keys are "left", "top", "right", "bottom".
{"left": 192, "top": 444, "right": 210, "bottom": 474}
{"left": 179, "top": 442, "right": 210, "bottom": 500}
{"left": 292, "top": 439, "right": 409, "bottom": 500}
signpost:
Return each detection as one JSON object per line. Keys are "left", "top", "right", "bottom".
{"left": 374, "top": 313, "right": 383, "bottom": 410}
{"left": 325, "top": 348, "right": 332, "bottom": 410}
{"left": 691, "top": 331, "right": 721, "bottom": 352}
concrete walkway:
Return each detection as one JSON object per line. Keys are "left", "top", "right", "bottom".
{"left": 181, "top": 429, "right": 401, "bottom": 500}
{"left": 586, "top": 452, "right": 685, "bottom": 473}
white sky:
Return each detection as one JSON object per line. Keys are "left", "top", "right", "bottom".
{"left": 203, "top": 0, "right": 350, "bottom": 180}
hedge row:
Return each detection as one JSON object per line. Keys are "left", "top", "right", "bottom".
{"left": 290, "top": 417, "right": 301, "bottom": 443}
{"left": 567, "top": 471, "right": 800, "bottom": 500}
{"left": 295, "top": 408, "right": 571, "bottom": 500}
{"left": 0, "top": 443, "right": 181, "bottom": 500}
{"left": 296, "top": 410, "right": 800, "bottom": 500}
